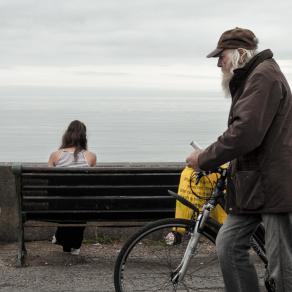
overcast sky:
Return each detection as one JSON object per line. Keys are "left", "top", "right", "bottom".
{"left": 1, "top": 0, "right": 292, "bottom": 94}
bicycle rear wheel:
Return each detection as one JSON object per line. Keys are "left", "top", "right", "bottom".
{"left": 114, "top": 218, "right": 220, "bottom": 292}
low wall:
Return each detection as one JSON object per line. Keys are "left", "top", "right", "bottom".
{"left": 0, "top": 162, "right": 184, "bottom": 242}
{"left": 0, "top": 163, "right": 18, "bottom": 242}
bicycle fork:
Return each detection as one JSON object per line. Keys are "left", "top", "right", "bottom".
{"left": 171, "top": 208, "right": 211, "bottom": 283}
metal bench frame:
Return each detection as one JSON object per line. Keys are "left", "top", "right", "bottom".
{"left": 12, "top": 163, "right": 182, "bottom": 266}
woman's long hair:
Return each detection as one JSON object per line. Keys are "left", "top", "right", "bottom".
{"left": 60, "top": 120, "right": 88, "bottom": 161}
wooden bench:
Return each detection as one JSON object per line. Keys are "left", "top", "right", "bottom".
{"left": 12, "top": 163, "right": 183, "bottom": 266}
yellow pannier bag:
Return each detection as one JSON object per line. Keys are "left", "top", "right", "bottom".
{"left": 175, "top": 166, "right": 227, "bottom": 225}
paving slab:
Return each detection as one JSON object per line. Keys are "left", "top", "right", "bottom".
{"left": 0, "top": 240, "right": 267, "bottom": 292}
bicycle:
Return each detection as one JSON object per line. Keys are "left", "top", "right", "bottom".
{"left": 114, "top": 166, "right": 274, "bottom": 291}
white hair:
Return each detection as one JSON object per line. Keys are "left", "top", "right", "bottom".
{"left": 229, "top": 48, "right": 257, "bottom": 73}
{"left": 222, "top": 48, "right": 257, "bottom": 97}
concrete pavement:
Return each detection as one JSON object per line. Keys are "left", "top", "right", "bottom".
{"left": 0, "top": 240, "right": 267, "bottom": 292}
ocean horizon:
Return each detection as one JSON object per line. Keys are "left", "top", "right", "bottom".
{"left": 0, "top": 87, "right": 230, "bottom": 163}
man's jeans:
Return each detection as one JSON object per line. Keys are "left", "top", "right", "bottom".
{"left": 216, "top": 213, "right": 292, "bottom": 292}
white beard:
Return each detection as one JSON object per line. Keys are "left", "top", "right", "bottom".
{"left": 221, "top": 71, "right": 234, "bottom": 98}
{"left": 220, "top": 53, "right": 247, "bottom": 98}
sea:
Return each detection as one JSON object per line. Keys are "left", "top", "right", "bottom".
{"left": 0, "top": 89, "right": 230, "bottom": 163}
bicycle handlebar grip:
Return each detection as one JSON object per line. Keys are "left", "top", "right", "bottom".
{"left": 190, "top": 141, "right": 202, "bottom": 150}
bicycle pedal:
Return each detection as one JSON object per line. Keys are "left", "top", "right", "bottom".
{"left": 165, "top": 232, "right": 182, "bottom": 245}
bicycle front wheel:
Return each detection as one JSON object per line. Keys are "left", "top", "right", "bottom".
{"left": 114, "top": 218, "right": 220, "bottom": 292}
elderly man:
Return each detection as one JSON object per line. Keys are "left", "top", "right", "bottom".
{"left": 186, "top": 27, "right": 292, "bottom": 292}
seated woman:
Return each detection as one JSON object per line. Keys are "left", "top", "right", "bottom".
{"left": 48, "top": 120, "right": 96, "bottom": 255}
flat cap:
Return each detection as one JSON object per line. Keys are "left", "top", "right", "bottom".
{"left": 207, "top": 27, "right": 258, "bottom": 58}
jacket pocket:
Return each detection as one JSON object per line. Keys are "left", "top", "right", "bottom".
{"left": 234, "top": 170, "right": 264, "bottom": 210}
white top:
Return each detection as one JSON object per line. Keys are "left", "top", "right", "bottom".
{"left": 55, "top": 150, "right": 89, "bottom": 168}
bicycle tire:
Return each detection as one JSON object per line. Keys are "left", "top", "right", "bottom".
{"left": 114, "top": 218, "right": 220, "bottom": 292}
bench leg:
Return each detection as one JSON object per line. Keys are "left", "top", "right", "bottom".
{"left": 17, "top": 222, "right": 26, "bottom": 267}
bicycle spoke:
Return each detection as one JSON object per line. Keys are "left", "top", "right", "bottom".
{"left": 115, "top": 219, "right": 219, "bottom": 292}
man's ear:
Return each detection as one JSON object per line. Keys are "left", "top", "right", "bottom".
{"left": 237, "top": 48, "right": 247, "bottom": 64}
{"left": 237, "top": 48, "right": 245, "bottom": 54}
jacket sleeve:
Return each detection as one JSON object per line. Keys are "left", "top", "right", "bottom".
{"left": 198, "top": 70, "right": 283, "bottom": 170}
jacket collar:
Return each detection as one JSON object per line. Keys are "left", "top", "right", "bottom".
{"left": 229, "top": 49, "right": 273, "bottom": 97}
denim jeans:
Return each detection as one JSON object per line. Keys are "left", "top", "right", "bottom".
{"left": 216, "top": 213, "right": 292, "bottom": 292}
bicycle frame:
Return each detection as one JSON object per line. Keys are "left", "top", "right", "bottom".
{"left": 170, "top": 211, "right": 205, "bottom": 283}
{"left": 170, "top": 168, "right": 228, "bottom": 283}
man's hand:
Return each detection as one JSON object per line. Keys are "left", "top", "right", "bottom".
{"left": 185, "top": 150, "right": 203, "bottom": 171}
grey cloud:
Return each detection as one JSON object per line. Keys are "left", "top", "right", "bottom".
{"left": 0, "top": 85, "right": 220, "bottom": 98}
{"left": 0, "top": 0, "right": 292, "bottom": 66}
{"left": 73, "top": 71, "right": 131, "bottom": 77}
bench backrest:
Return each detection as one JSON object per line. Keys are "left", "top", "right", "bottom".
{"left": 13, "top": 164, "right": 183, "bottom": 223}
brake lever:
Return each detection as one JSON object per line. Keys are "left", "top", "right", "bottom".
{"left": 195, "top": 172, "right": 207, "bottom": 184}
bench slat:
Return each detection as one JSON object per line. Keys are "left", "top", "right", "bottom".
{"left": 21, "top": 172, "right": 181, "bottom": 177}
{"left": 23, "top": 185, "right": 177, "bottom": 189}
{"left": 24, "top": 209, "right": 174, "bottom": 214}
{"left": 21, "top": 166, "right": 183, "bottom": 173}
{"left": 23, "top": 195, "right": 174, "bottom": 200}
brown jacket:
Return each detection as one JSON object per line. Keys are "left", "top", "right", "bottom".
{"left": 198, "top": 49, "right": 292, "bottom": 214}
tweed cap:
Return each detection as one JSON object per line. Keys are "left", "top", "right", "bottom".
{"left": 207, "top": 27, "right": 258, "bottom": 58}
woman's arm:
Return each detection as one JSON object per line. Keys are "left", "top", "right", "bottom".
{"left": 84, "top": 151, "right": 97, "bottom": 166}
{"left": 48, "top": 151, "right": 61, "bottom": 167}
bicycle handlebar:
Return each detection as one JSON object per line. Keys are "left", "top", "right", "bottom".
{"left": 168, "top": 166, "right": 228, "bottom": 215}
